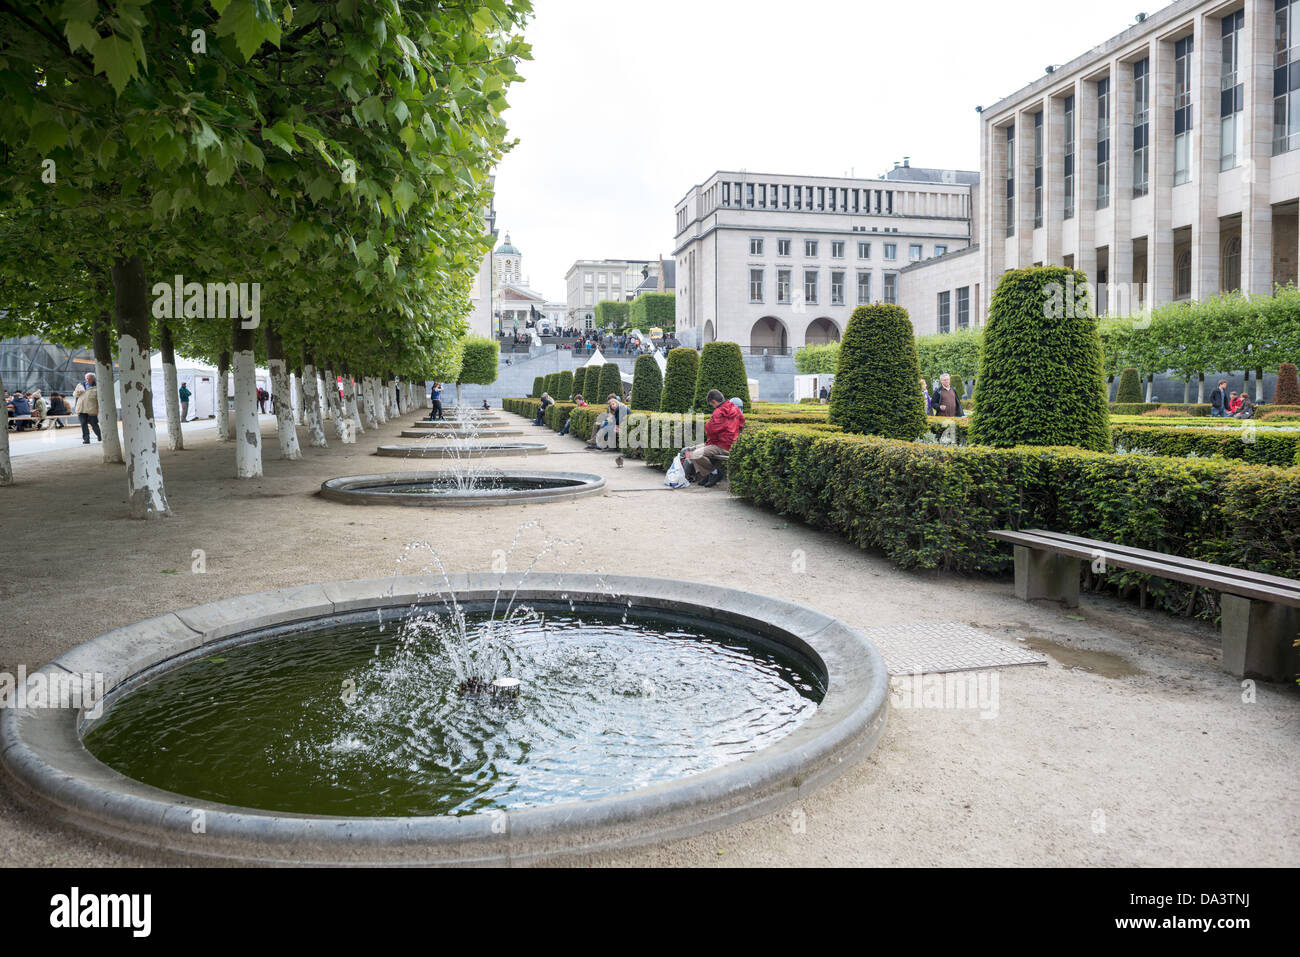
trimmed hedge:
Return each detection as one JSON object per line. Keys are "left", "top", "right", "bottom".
{"left": 1111, "top": 424, "right": 1300, "bottom": 466}
{"left": 1276, "top": 362, "right": 1300, "bottom": 405}
{"left": 556, "top": 370, "right": 574, "bottom": 402}
{"left": 948, "top": 373, "right": 965, "bottom": 400}
{"left": 594, "top": 300, "right": 631, "bottom": 330}
{"left": 630, "top": 354, "right": 664, "bottom": 410}
{"left": 1116, "top": 367, "right": 1143, "bottom": 403}
{"left": 458, "top": 336, "right": 500, "bottom": 387}
{"left": 597, "top": 362, "right": 624, "bottom": 402}
{"left": 693, "top": 341, "right": 750, "bottom": 411}
{"left": 660, "top": 348, "right": 699, "bottom": 413}
{"left": 531, "top": 376, "right": 544, "bottom": 398}
{"left": 573, "top": 366, "right": 591, "bottom": 402}
{"left": 544, "top": 401, "right": 574, "bottom": 431}
{"left": 727, "top": 426, "right": 1300, "bottom": 620}
{"left": 629, "top": 292, "right": 675, "bottom": 331}
{"left": 970, "top": 267, "right": 1111, "bottom": 452}
{"left": 829, "top": 303, "right": 926, "bottom": 440}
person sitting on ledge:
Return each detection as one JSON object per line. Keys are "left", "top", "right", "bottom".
{"left": 534, "top": 392, "right": 554, "bottom": 426}
{"left": 559, "top": 394, "right": 588, "bottom": 437}
{"left": 586, "top": 393, "right": 628, "bottom": 449}
{"left": 685, "top": 389, "right": 744, "bottom": 488}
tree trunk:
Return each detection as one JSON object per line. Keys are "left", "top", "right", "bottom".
{"left": 1106, "top": 375, "right": 1114, "bottom": 401}
{"left": 158, "top": 320, "right": 184, "bottom": 452}
{"left": 455, "top": 381, "right": 463, "bottom": 407}
{"left": 388, "top": 377, "right": 400, "bottom": 418}
{"left": 217, "top": 351, "right": 232, "bottom": 441}
{"left": 232, "top": 318, "right": 262, "bottom": 478}
{"left": 293, "top": 370, "right": 306, "bottom": 426}
{"left": 92, "top": 314, "right": 125, "bottom": 464}
{"left": 370, "top": 377, "right": 386, "bottom": 425}
{"left": 1183, "top": 379, "right": 1190, "bottom": 403}
{"left": 1197, "top": 372, "right": 1205, "bottom": 403}
{"left": 302, "top": 351, "right": 327, "bottom": 449}
{"left": 1255, "top": 366, "right": 1265, "bottom": 401}
{"left": 0, "top": 367, "right": 12, "bottom": 486}
{"left": 110, "top": 255, "right": 170, "bottom": 518}
{"left": 264, "top": 320, "right": 302, "bottom": 461}
{"left": 342, "top": 370, "right": 364, "bottom": 437}
{"left": 1144, "top": 373, "right": 1154, "bottom": 403}
{"left": 361, "top": 376, "right": 380, "bottom": 430}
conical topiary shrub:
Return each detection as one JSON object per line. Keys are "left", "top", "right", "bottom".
{"left": 531, "top": 376, "right": 544, "bottom": 398}
{"left": 1116, "top": 367, "right": 1143, "bottom": 403}
{"left": 660, "top": 348, "right": 699, "bottom": 414}
{"left": 692, "top": 341, "right": 750, "bottom": 411}
{"left": 597, "top": 362, "right": 624, "bottom": 402}
{"left": 556, "top": 370, "right": 574, "bottom": 403}
{"left": 828, "top": 304, "right": 926, "bottom": 439}
{"left": 573, "top": 366, "right": 590, "bottom": 401}
{"left": 630, "top": 354, "right": 664, "bottom": 410}
{"left": 1274, "top": 362, "right": 1300, "bottom": 405}
{"left": 969, "top": 267, "right": 1111, "bottom": 452}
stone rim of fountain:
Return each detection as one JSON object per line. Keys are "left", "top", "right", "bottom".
{"left": 319, "top": 471, "right": 606, "bottom": 507}
{"left": 0, "top": 573, "right": 889, "bottom": 866}
{"left": 398, "top": 429, "right": 524, "bottom": 439}
{"left": 375, "top": 443, "right": 547, "bottom": 459}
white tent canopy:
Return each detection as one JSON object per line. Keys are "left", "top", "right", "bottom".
{"left": 583, "top": 348, "right": 606, "bottom": 367}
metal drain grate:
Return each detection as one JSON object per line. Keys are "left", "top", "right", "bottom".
{"left": 859, "top": 622, "right": 1047, "bottom": 675}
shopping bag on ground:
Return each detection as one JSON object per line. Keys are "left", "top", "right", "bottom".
{"left": 665, "top": 453, "right": 689, "bottom": 489}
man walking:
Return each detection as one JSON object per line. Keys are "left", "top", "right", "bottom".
{"left": 1211, "top": 380, "right": 1229, "bottom": 417}
{"left": 76, "top": 372, "right": 101, "bottom": 444}
{"left": 179, "top": 381, "right": 191, "bottom": 421}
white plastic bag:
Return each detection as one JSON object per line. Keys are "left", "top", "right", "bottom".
{"left": 665, "top": 453, "right": 688, "bottom": 489}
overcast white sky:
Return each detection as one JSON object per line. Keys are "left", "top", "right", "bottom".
{"left": 491, "top": 0, "right": 1158, "bottom": 301}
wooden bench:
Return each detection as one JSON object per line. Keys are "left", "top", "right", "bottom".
{"left": 988, "top": 528, "right": 1300, "bottom": 682}
{"left": 6, "top": 413, "right": 78, "bottom": 431}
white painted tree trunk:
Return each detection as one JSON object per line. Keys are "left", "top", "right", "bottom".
{"left": 371, "top": 378, "right": 386, "bottom": 425}
{"left": 217, "top": 355, "right": 232, "bottom": 442}
{"left": 1255, "top": 368, "right": 1265, "bottom": 401}
{"left": 302, "top": 364, "right": 327, "bottom": 448}
{"left": 92, "top": 319, "right": 125, "bottom": 464}
{"left": 344, "top": 376, "right": 364, "bottom": 435}
{"left": 322, "top": 369, "right": 334, "bottom": 421}
{"left": 388, "top": 379, "right": 400, "bottom": 418}
{"left": 362, "top": 378, "right": 380, "bottom": 430}
{"left": 233, "top": 347, "right": 263, "bottom": 478}
{"left": 162, "top": 358, "right": 183, "bottom": 451}
{"left": 1144, "top": 375, "right": 1154, "bottom": 403}
{"left": 293, "top": 372, "right": 306, "bottom": 426}
{"left": 1183, "top": 380, "right": 1190, "bottom": 403}
{"left": 116, "top": 333, "right": 171, "bottom": 517}
{"left": 1197, "top": 373, "right": 1205, "bottom": 403}
{"left": 0, "top": 368, "right": 12, "bottom": 486}
{"left": 268, "top": 358, "right": 301, "bottom": 461}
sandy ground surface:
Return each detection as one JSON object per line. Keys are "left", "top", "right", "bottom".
{"left": 0, "top": 408, "right": 1296, "bottom": 867}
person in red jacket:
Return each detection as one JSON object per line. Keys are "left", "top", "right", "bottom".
{"left": 687, "top": 390, "right": 744, "bottom": 488}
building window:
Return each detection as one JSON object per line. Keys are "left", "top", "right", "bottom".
{"left": 803, "top": 270, "right": 819, "bottom": 304}
{"left": 794, "top": 186, "right": 802, "bottom": 210}
{"left": 830, "top": 241, "right": 844, "bottom": 258}
{"left": 750, "top": 268, "right": 764, "bottom": 303}
{"left": 1005, "top": 124, "right": 1016, "bottom": 235}
{"left": 1174, "top": 36, "right": 1194, "bottom": 185}
{"left": 583, "top": 290, "right": 593, "bottom": 305}
{"left": 1222, "top": 237, "right": 1241, "bottom": 291}
{"left": 1033, "top": 111, "right": 1044, "bottom": 228}
{"left": 778, "top": 239, "right": 792, "bottom": 256}
{"left": 612, "top": 273, "right": 621, "bottom": 285}
{"left": 884, "top": 243, "right": 897, "bottom": 260}
{"left": 1277, "top": 1, "right": 1300, "bottom": 153}
{"left": 1175, "top": 251, "right": 1191, "bottom": 299}
{"left": 1097, "top": 77, "right": 1111, "bottom": 209}
{"left": 721, "top": 183, "right": 730, "bottom": 206}
{"left": 783, "top": 185, "right": 790, "bottom": 208}
{"left": 935, "top": 244, "right": 948, "bottom": 257}
{"left": 777, "top": 269, "right": 792, "bottom": 303}
{"left": 909, "top": 244, "right": 923, "bottom": 262}
{"left": 938, "top": 291, "right": 951, "bottom": 334}
{"left": 817, "top": 186, "right": 825, "bottom": 210}
{"left": 1133, "top": 58, "right": 1150, "bottom": 197}
{"left": 1222, "top": 10, "right": 1245, "bottom": 170}
{"left": 831, "top": 271, "right": 845, "bottom": 305}
{"left": 750, "top": 238, "right": 764, "bottom": 256}
{"left": 858, "top": 241, "right": 871, "bottom": 258}
{"left": 746, "top": 183, "right": 755, "bottom": 207}
{"left": 584, "top": 272, "right": 593, "bottom": 285}
{"left": 598, "top": 272, "right": 607, "bottom": 284}
{"left": 1063, "top": 94, "right": 1075, "bottom": 219}
{"left": 805, "top": 239, "right": 818, "bottom": 257}
{"left": 857, "top": 271, "right": 872, "bottom": 303}
{"left": 883, "top": 273, "right": 897, "bottom": 304}
{"left": 957, "top": 286, "right": 970, "bottom": 328}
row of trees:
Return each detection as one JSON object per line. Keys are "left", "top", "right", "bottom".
{"left": 0, "top": 1, "right": 533, "bottom": 512}
{"left": 591, "top": 294, "right": 676, "bottom": 334}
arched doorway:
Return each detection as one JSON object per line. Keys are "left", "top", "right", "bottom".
{"left": 702, "top": 320, "right": 716, "bottom": 344}
{"left": 804, "top": 317, "right": 841, "bottom": 347}
{"left": 749, "top": 316, "right": 788, "bottom": 354}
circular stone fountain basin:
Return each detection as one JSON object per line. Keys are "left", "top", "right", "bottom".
{"left": 320, "top": 471, "right": 606, "bottom": 506}
{"left": 375, "top": 443, "right": 547, "bottom": 459}
{"left": 414, "top": 417, "right": 505, "bottom": 427}
{"left": 0, "top": 574, "right": 889, "bottom": 865}
{"left": 398, "top": 429, "right": 523, "bottom": 439}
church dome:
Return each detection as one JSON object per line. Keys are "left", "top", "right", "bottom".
{"left": 496, "top": 232, "right": 520, "bottom": 256}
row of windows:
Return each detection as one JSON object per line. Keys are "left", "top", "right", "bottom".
{"left": 719, "top": 181, "right": 899, "bottom": 215}
{"left": 583, "top": 272, "right": 623, "bottom": 285}
{"left": 936, "top": 287, "right": 973, "bottom": 334}
{"left": 747, "top": 268, "right": 898, "bottom": 306}
{"left": 748, "top": 237, "right": 947, "bottom": 261}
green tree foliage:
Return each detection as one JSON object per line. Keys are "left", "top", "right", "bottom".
{"left": 629, "top": 354, "right": 664, "bottom": 410}
{"left": 594, "top": 300, "right": 631, "bottom": 330}
{"left": 1116, "top": 368, "right": 1144, "bottom": 403}
{"left": 795, "top": 343, "right": 840, "bottom": 374}
{"left": 531, "top": 376, "right": 545, "bottom": 398}
{"left": 969, "top": 267, "right": 1111, "bottom": 452}
{"left": 629, "top": 293, "right": 675, "bottom": 331}
{"left": 597, "top": 362, "right": 624, "bottom": 402}
{"left": 572, "top": 366, "right": 590, "bottom": 401}
{"left": 915, "top": 327, "right": 982, "bottom": 384}
{"left": 659, "top": 348, "right": 699, "bottom": 413}
{"left": 828, "top": 304, "right": 926, "bottom": 439}
{"left": 948, "top": 373, "right": 965, "bottom": 399}
{"left": 556, "top": 370, "right": 574, "bottom": 402}
{"left": 692, "top": 342, "right": 750, "bottom": 411}
{"left": 458, "top": 337, "right": 500, "bottom": 387}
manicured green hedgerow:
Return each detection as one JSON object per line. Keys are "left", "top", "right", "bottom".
{"left": 1116, "top": 367, "right": 1144, "bottom": 403}
{"left": 556, "top": 370, "right": 574, "bottom": 402}
{"left": 544, "top": 401, "right": 574, "bottom": 431}
{"left": 693, "top": 342, "right": 750, "bottom": 412}
{"left": 629, "top": 292, "right": 675, "bottom": 331}
{"left": 531, "top": 377, "right": 544, "bottom": 398}
{"left": 1111, "top": 424, "right": 1300, "bottom": 466}
{"left": 948, "top": 373, "right": 965, "bottom": 400}
{"left": 727, "top": 426, "right": 1300, "bottom": 618}
{"left": 572, "top": 367, "right": 591, "bottom": 402}
{"left": 597, "top": 362, "right": 624, "bottom": 402}
{"left": 829, "top": 304, "right": 926, "bottom": 439}
{"left": 630, "top": 354, "right": 664, "bottom": 410}
{"left": 504, "top": 397, "right": 542, "bottom": 419}
{"left": 970, "top": 267, "right": 1111, "bottom": 452}
{"left": 660, "top": 348, "right": 699, "bottom": 413}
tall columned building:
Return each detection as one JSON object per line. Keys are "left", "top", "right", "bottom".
{"left": 980, "top": 0, "right": 1300, "bottom": 316}
{"left": 673, "top": 165, "right": 978, "bottom": 352}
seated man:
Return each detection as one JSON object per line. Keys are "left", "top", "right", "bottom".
{"left": 559, "top": 394, "right": 588, "bottom": 436}
{"left": 586, "top": 393, "right": 628, "bottom": 449}
{"left": 9, "top": 390, "right": 31, "bottom": 430}
{"left": 686, "top": 390, "right": 744, "bottom": 488}
{"left": 534, "top": 392, "right": 554, "bottom": 426}
{"left": 45, "top": 392, "right": 70, "bottom": 428}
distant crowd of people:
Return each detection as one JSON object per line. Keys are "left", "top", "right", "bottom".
{"left": 5, "top": 387, "right": 72, "bottom": 431}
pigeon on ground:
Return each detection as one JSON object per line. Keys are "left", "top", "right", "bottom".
{"left": 614, "top": 456, "right": 624, "bottom": 468}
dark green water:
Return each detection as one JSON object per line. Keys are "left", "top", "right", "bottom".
{"left": 84, "top": 608, "right": 822, "bottom": 817}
